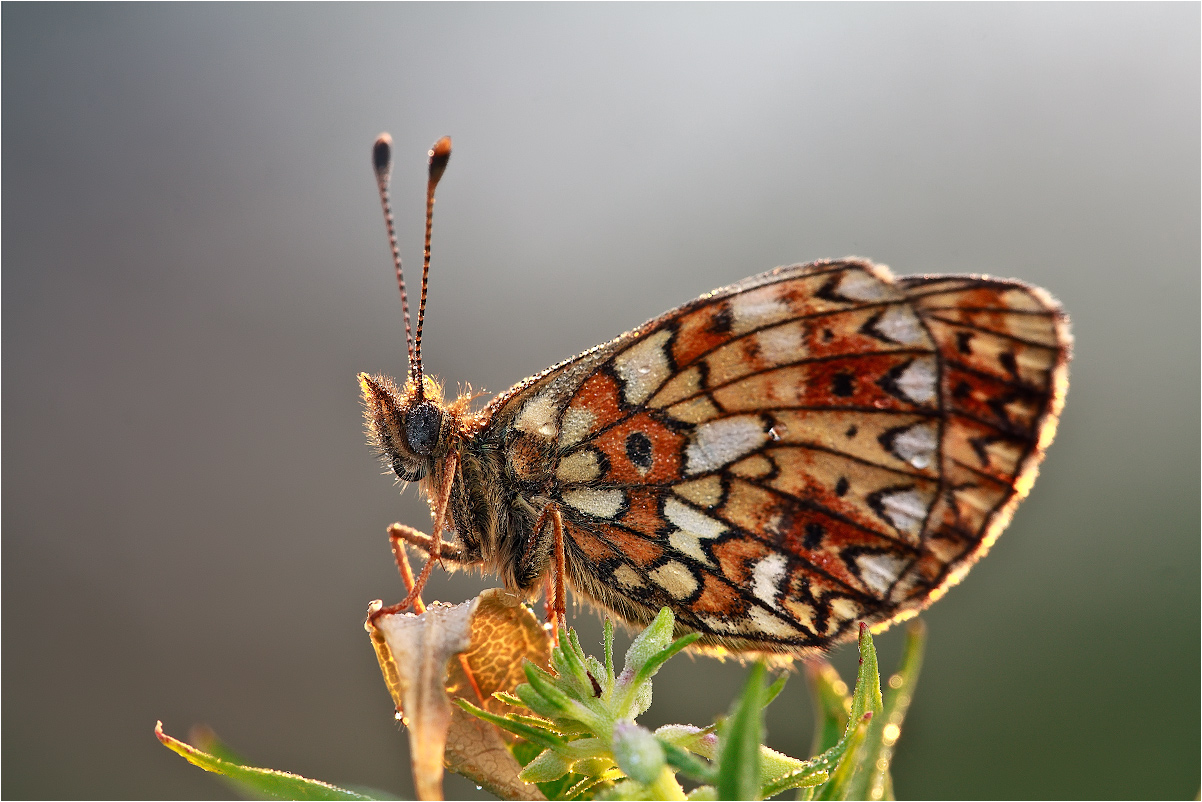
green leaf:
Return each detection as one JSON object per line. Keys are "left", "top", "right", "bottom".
{"left": 155, "top": 722, "right": 377, "bottom": 801}
{"left": 552, "top": 628, "right": 597, "bottom": 700}
{"left": 762, "top": 673, "right": 788, "bottom": 712}
{"left": 517, "top": 680, "right": 574, "bottom": 720}
{"left": 803, "top": 659, "right": 851, "bottom": 756}
{"left": 631, "top": 632, "right": 703, "bottom": 689}
{"left": 618, "top": 608, "right": 676, "bottom": 687}
{"left": 454, "top": 699, "right": 567, "bottom": 752}
{"left": 520, "top": 748, "right": 573, "bottom": 783}
{"left": 655, "top": 724, "right": 717, "bottom": 759}
{"left": 659, "top": 738, "right": 716, "bottom": 784}
{"left": 811, "top": 624, "right": 886, "bottom": 801}
{"left": 524, "top": 662, "right": 605, "bottom": 728}
{"left": 860, "top": 619, "right": 927, "bottom": 801}
{"left": 849, "top": 624, "right": 884, "bottom": 724}
{"left": 604, "top": 619, "right": 616, "bottom": 688}
{"left": 716, "top": 662, "right": 766, "bottom": 801}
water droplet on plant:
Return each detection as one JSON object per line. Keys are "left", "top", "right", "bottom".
{"left": 637, "top": 365, "right": 651, "bottom": 374}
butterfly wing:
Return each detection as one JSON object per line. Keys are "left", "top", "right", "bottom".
{"left": 484, "top": 259, "right": 1070, "bottom": 652}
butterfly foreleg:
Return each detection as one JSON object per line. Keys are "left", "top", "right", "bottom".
{"left": 370, "top": 450, "right": 463, "bottom": 622}
{"left": 387, "top": 523, "right": 468, "bottom": 563}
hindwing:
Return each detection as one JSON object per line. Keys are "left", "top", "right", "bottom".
{"left": 483, "top": 258, "right": 1070, "bottom": 651}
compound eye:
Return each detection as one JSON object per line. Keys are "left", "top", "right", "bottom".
{"left": 404, "top": 402, "right": 443, "bottom": 456}
{"left": 392, "top": 457, "right": 426, "bottom": 482}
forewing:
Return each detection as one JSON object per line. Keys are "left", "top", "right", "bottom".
{"left": 488, "top": 259, "right": 1069, "bottom": 652}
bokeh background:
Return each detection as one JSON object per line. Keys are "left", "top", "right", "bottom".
{"left": 4, "top": 4, "right": 1198, "bottom": 799}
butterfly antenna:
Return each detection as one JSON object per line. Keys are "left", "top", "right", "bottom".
{"left": 372, "top": 133, "right": 416, "bottom": 381}
{"left": 413, "top": 136, "right": 452, "bottom": 401}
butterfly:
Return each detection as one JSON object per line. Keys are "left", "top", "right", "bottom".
{"left": 360, "top": 134, "right": 1071, "bottom": 654}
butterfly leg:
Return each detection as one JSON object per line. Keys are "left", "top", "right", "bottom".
{"left": 370, "top": 450, "right": 461, "bottom": 622}
{"left": 531, "top": 502, "right": 568, "bottom": 636}
{"left": 375, "top": 525, "right": 489, "bottom": 711}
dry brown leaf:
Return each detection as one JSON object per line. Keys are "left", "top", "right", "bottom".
{"left": 368, "top": 590, "right": 552, "bottom": 801}
{"left": 369, "top": 598, "right": 477, "bottom": 801}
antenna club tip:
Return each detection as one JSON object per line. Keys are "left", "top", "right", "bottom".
{"left": 372, "top": 133, "right": 393, "bottom": 180}
{"left": 429, "top": 136, "right": 452, "bottom": 160}
{"left": 428, "top": 136, "right": 452, "bottom": 185}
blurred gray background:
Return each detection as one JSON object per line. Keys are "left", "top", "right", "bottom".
{"left": 4, "top": 4, "right": 1198, "bottom": 799}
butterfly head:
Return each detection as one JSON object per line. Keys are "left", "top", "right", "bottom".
{"left": 359, "top": 372, "right": 449, "bottom": 483}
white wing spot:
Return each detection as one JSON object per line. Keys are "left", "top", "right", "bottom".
{"left": 730, "top": 286, "right": 790, "bottom": 335}
{"left": 755, "top": 321, "right": 808, "bottom": 366}
{"left": 517, "top": 392, "right": 560, "bottom": 440}
{"left": 747, "top": 606, "right": 804, "bottom": 638}
{"left": 750, "top": 553, "right": 788, "bottom": 610}
{"left": 613, "top": 329, "right": 672, "bottom": 405}
{"left": 555, "top": 449, "right": 601, "bottom": 483}
{"left": 889, "top": 421, "right": 938, "bottom": 469}
{"left": 855, "top": 552, "right": 907, "bottom": 596}
{"left": 664, "top": 498, "right": 725, "bottom": 567}
{"left": 699, "top": 613, "right": 746, "bottom": 635}
{"left": 612, "top": 564, "right": 646, "bottom": 589}
{"left": 894, "top": 357, "right": 938, "bottom": 404}
{"left": 873, "top": 304, "right": 929, "bottom": 346}
{"left": 648, "top": 561, "right": 699, "bottom": 600}
{"left": 665, "top": 497, "right": 726, "bottom": 537}
{"left": 685, "top": 415, "right": 770, "bottom": 475}
{"left": 559, "top": 406, "right": 596, "bottom": 447}
{"left": 561, "top": 488, "right": 625, "bottom": 519}
{"left": 836, "top": 269, "right": 899, "bottom": 302}
{"left": 874, "top": 486, "right": 932, "bottom": 538}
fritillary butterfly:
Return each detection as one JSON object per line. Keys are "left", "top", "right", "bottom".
{"left": 360, "top": 134, "right": 1071, "bottom": 654}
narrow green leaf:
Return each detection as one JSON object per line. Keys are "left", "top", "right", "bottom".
{"left": 551, "top": 628, "right": 596, "bottom": 700}
{"left": 804, "top": 659, "right": 851, "bottom": 756}
{"left": 812, "top": 712, "right": 872, "bottom": 801}
{"left": 564, "top": 771, "right": 615, "bottom": 800}
{"left": 755, "top": 745, "right": 828, "bottom": 798}
{"left": 584, "top": 655, "right": 610, "bottom": 698}
{"left": 632, "top": 632, "right": 703, "bottom": 688}
{"left": 660, "top": 738, "right": 716, "bottom": 784}
{"left": 505, "top": 712, "right": 566, "bottom": 734}
{"left": 493, "top": 690, "right": 525, "bottom": 707}
{"left": 863, "top": 619, "right": 926, "bottom": 801}
{"left": 187, "top": 725, "right": 248, "bottom": 766}
{"left": 762, "top": 673, "right": 788, "bottom": 711}
{"left": 523, "top": 662, "right": 602, "bottom": 727}
{"left": 156, "top": 722, "right": 375, "bottom": 801}
{"left": 620, "top": 607, "right": 676, "bottom": 686}
{"left": 519, "top": 748, "right": 573, "bottom": 783}
{"left": 454, "top": 699, "right": 567, "bottom": 752}
{"left": 517, "top": 680, "right": 571, "bottom": 720}
{"left": 604, "top": 618, "right": 616, "bottom": 687}
{"left": 811, "top": 624, "right": 885, "bottom": 801}
{"left": 849, "top": 624, "right": 885, "bottom": 724}
{"left": 716, "top": 661, "right": 766, "bottom": 801}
